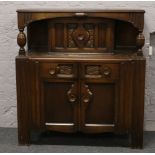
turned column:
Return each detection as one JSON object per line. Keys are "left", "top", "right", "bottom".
{"left": 136, "top": 31, "right": 145, "bottom": 56}
{"left": 17, "top": 28, "right": 26, "bottom": 55}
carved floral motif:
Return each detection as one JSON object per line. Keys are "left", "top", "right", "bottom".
{"left": 72, "top": 25, "right": 90, "bottom": 48}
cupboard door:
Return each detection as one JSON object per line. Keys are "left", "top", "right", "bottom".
{"left": 41, "top": 80, "right": 79, "bottom": 133}
{"left": 80, "top": 81, "right": 119, "bottom": 133}
{"left": 80, "top": 63, "right": 120, "bottom": 133}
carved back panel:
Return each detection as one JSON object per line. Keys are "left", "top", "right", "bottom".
{"left": 48, "top": 17, "right": 114, "bottom": 52}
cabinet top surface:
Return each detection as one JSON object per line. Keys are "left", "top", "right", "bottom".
{"left": 18, "top": 52, "right": 145, "bottom": 61}
{"left": 17, "top": 9, "right": 145, "bottom": 13}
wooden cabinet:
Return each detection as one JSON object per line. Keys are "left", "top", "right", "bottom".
{"left": 16, "top": 9, "right": 146, "bottom": 148}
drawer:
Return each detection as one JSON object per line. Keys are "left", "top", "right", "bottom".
{"left": 40, "top": 63, "right": 77, "bottom": 78}
{"left": 82, "top": 63, "right": 119, "bottom": 79}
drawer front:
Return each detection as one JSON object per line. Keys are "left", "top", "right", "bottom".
{"left": 40, "top": 63, "right": 77, "bottom": 78}
{"left": 82, "top": 63, "right": 119, "bottom": 80}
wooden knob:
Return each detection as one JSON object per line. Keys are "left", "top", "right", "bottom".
{"left": 103, "top": 70, "right": 110, "bottom": 76}
{"left": 83, "top": 97, "right": 89, "bottom": 103}
{"left": 49, "top": 65, "right": 60, "bottom": 76}
{"left": 77, "top": 34, "right": 85, "bottom": 41}
{"left": 102, "top": 67, "right": 111, "bottom": 77}
{"left": 49, "top": 69, "right": 56, "bottom": 75}
{"left": 69, "top": 94, "right": 77, "bottom": 103}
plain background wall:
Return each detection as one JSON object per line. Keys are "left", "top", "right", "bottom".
{"left": 0, "top": 1, "right": 155, "bottom": 131}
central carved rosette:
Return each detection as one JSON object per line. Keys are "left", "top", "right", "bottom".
{"left": 72, "top": 25, "right": 90, "bottom": 48}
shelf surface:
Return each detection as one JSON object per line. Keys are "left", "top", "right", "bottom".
{"left": 16, "top": 51, "right": 145, "bottom": 62}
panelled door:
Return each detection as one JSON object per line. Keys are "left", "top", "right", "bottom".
{"left": 80, "top": 63, "right": 120, "bottom": 133}
{"left": 40, "top": 62, "right": 79, "bottom": 133}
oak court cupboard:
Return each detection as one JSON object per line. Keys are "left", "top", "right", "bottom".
{"left": 16, "top": 9, "right": 146, "bottom": 148}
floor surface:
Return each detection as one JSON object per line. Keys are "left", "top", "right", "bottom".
{"left": 0, "top": 128, "right": 155, "bottom": 153}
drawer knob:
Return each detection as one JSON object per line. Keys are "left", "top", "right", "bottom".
{"left": 102, "top": 67, "right": 111, "bottom": 77}
{"left": 103, "top": 70, "right": 110, "bottom": 76}
{"left": 49, "top": 66, "right": 60, "bottom": 75}
{"left": 83, "top": 98, "right": 89, "bottom": 103}
{"left": 49, "top": 69, "right": 56, "bottom": 75}
{"left": 69, "top": 94, "right": 77, "bottom": 103}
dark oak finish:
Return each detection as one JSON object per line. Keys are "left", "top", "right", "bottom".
{"left": 16, "top": 9, "right": 146, "bottom": 148}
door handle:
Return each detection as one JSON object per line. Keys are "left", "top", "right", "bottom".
{"left": 82, "top": 84, "right": 93, "bottom": 104}
{"left": 67, "top": 84, "right": 77, "bottom": 103}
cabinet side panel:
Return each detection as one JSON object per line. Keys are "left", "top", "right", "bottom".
{"left": 116, "top": 61, "right": 134, "bottom": 134}
{"left": 16, "top": 58, "right": 30, "bottom": 144}
{"left": 29, "top": 60, "right": 44, "bottom": 130}
{"left": 131, "top": 59, "right": 145, "bottom": 148}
